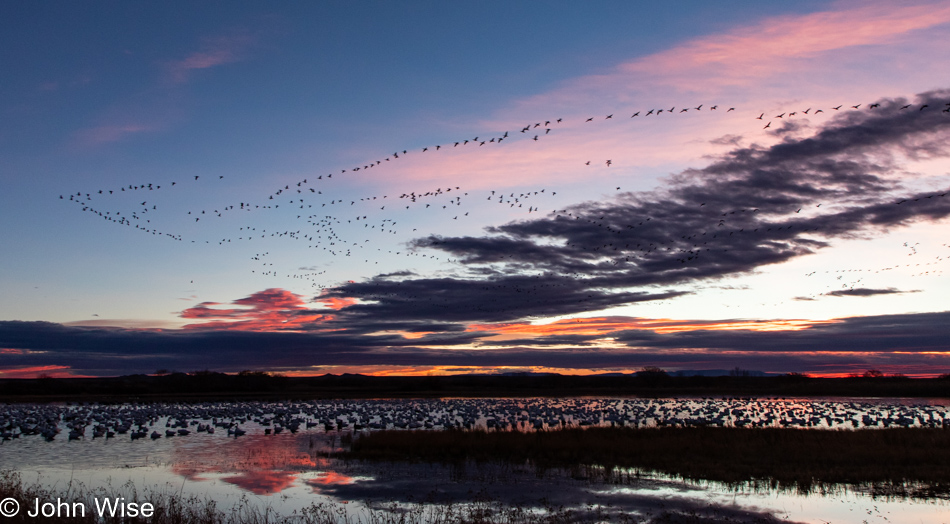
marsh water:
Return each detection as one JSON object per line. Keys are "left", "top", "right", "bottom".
{"left": 2, "top": 397, "right": 949, "bottom": 523}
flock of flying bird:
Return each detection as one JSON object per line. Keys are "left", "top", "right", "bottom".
{"left": 57, "top": 97, "right": 950, "bottom": 299}
{"left": 758, "top": 100, "right": 950, "bottom": 128}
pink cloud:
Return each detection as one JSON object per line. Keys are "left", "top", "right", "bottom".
{"left": 164, "top": 32, "right": 255, "bottom": 84}
{"left": 0, "top": 365, "right": 77, "bottom": 378}
{"left": 180, "top": 288, "right": 333, "bottom": 331}
{"left": 234, "top": 288, "right": 308, "bottom": 310}
{"left": 342, "top": 1, "right": 950, "bottom": 193}
{"left": 618, "top": 2, "right": 950, "bottom": 88}
{"left": 522, "top": 1, "right": 950, "bottom": 106}
{"left": 72, "top": 123, "right": 157, "bottom": 147}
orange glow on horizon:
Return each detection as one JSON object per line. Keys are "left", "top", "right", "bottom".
{"left": 0, "top": 365, "right": 88, "bottom": 379}
{"left": 470, "top": 316, "right": 838, "bottom": 338}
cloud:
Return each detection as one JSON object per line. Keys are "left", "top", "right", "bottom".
{"left": 471, "top": 317, "right": 831, "bottom": 338}
{"left": 68, "top": 27, "right": 266, "bottom": 150}
{"left": 315, "top": 90, "right": 950, "bottom": 324}
{"left": 3, "top": 308, "right": 950, "bottom": 376}
{"left": 180, "top": 288, "right": 333, "bottom": 331}
{"left": 825, "top": 287, "right": 920, "bottom": 297}
{"left": 508, "top": 0, "right": 950, "bottom": 111}
{"left": 0, "top": 364, "right": 74, "bottom": 379}
{"left": 337, "top": 1, "right": 950, "bottom": 195}
{"left": 71, "top": 123, "right": 158, "bottom": 147}
{"left": 615, "top": 1, "right": 950, "bottom": 90}
{"left": 164, "top": 31, "right": 256, "bottom": 84}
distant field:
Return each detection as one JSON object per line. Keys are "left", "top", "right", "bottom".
{"left": 344, "top": 426, "right": 950, "bottom": 495}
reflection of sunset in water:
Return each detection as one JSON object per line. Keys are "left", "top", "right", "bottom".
{"left": 168, "top": 432, "right": 352, "bottom": 495}
{"left": 306, "top": 471, "right": 354, "bottom": 489}
{"left": 222, "top": 470, "right": 300, "bottom": 495}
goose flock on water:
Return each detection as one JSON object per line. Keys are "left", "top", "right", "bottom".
{"left": 2, "top": 397, "right": 948, "bottom": 443}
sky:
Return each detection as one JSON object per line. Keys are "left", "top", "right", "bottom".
{"left": 2, "top": 0, "right": 950, "bottom": 378}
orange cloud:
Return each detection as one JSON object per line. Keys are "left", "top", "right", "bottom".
{"left": 0, "top": 365, "right": 77, "bottom": 378}
{"left": 360, "top": 365, "right": 644, "bottom": 377}
{"left": 316, "top": 296, "right": 358, "bottom": 310}
{"left": 469, "top": 316, "right": 837, "bottom": 338}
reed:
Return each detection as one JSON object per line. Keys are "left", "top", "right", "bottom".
{"left": 344, "top": 426, "right": 950, "bottom": 494}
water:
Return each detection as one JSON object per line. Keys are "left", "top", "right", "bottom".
{"left": 2, "top": 397, "right": 949, "bottom": 523}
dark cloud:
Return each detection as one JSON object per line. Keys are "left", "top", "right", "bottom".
{"left": 320, "top": 275, "right": 687, "bottom": 323}
{"left": 316, "top": 89, "right": 950, "bottom": 325}
{"left": 0, "top": 320, "right": 483, "bottom": 375}
{"left": 825, "top": 287, "right": 919, "bottom": 297}
{"left": 613, "top": 311, "right": 950, "bottom": 354}
{"left": 709, "top": 134, "right": 743, "bottom": 146}
{"left": 477, "top": 334, "right": 599, "bottom": 347}
{"left": 8, "top": 91, "right": 950, "bottom": 376}
{"left": 3, "top": 310, "right": 950, "bottom": 376}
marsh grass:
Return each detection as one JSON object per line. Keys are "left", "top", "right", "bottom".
{"left": 344, "top": 426, "right": 950, "bottom": 496}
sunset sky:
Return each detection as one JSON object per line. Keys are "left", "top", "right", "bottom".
{"left": 3, "top": 1, "right": 950, "bottom": 378}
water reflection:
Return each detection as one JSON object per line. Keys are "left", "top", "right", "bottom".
{"left": 170, "top": 432, "right": 354, "bottom": 496}
{"left": 150, "top": 431, "right": 946, "bottom": 523}
{"left": 221, "top": 471, "right": 300, "bottom": 495}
